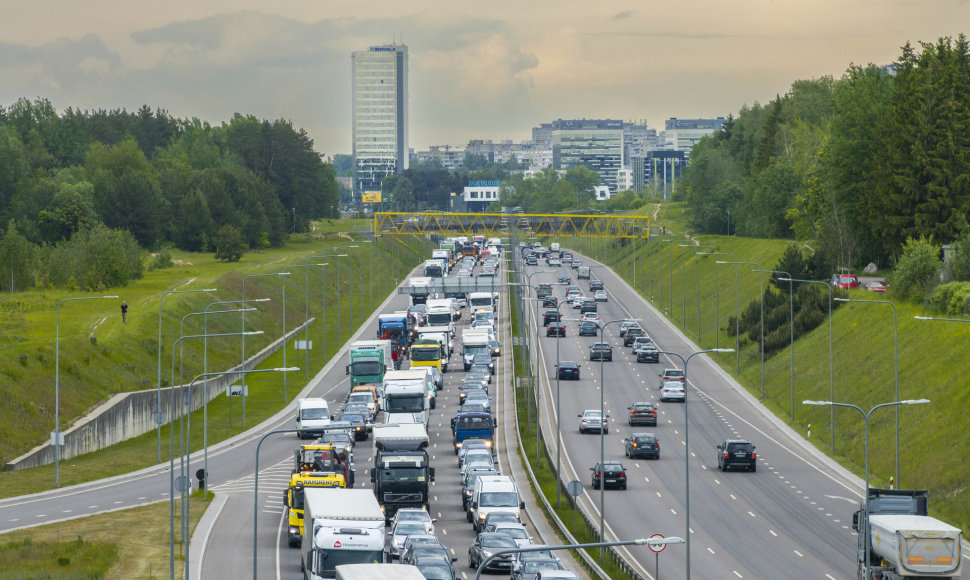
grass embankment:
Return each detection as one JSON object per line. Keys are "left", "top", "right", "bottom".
{"left": 0, "top": 492, "right": 210, "bottom": 580}
{"left": 561, "top": 202, "right": 969, "bottom": 534}
{"left": 0, "top": 221, "right": 433, "bottom": 496}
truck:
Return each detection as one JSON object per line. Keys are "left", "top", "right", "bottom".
{"left": 371, "top": 423, "right": 435, "bottom": 519}
{"left": 461, "top": 328, "right": 492, "bottom": 371}
{"left": 301, "top": 488, "right": 386, "bottom": 579}
{"left": 378, "top": 313, "right": 410, "bottom": 352}
{"left": 407, "top": 277, "right": 433, "bottom": 306}
{"left": 346, "top": 340, "right": 393, "bottom": 386}
{"left": 853, "top": 488, "right": 963, "bottom": 580}
{"left": 425, "top": 298, "right": 456, "bottom": 329}
{"left": 452, "top": 411, "right": 496, "bottom": 453}
{"left": 422, "top": 259, "right": 444, "bottom": 278}
{"left": 470, "top": 475, "right": 525, "bottom": 532}
{"left": 415, "top": 325, "right": 453, "bottom": 362}
{"left": 408, "top": 338, "right": 442, "bottom": 377}
{"left": 382, "top": 369, "right": 432, "bottom": 428}
{"left": 335, "top": 564, "right": 426, "bottom": 580}
{"left": 285, "top": 444, "right": 347, "bottom": 546}
{"left": 432, "top": 248, "right": 452, "bottom": 270}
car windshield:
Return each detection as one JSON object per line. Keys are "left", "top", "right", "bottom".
{"left": 416, "top": 564, "right": 454, "bottom": 580}
{"left": 602, "top": 463, "right": 623, "bottom": 471}
{"left": 397, "top": 511, "right": 431, "bottom": 522}
{"left": 300, "top": 408, "right": 329, "bottom": 420}
{"left": 479, "top": 492, "right": 519, "bottom": 507}
{"left": 524, "top": 561, "right": 561, "bottom": 573}
{"left": 482, "top": 536, "right": 517, "bottom": 548}
{"left": 636, "top": 436, "right": 656, "bottom": 444}
{"left": 395, "top": 523, "right": 428, "bottom": 536}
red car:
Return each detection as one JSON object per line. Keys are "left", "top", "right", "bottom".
{"left": 831, "top": 273, "right": 860, "bottom": 289}
{"left": 866, "top": 280, "right": 888, "bottom": 293}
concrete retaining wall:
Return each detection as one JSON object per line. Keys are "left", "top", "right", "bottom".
{"left": 5, "top": 319, "right": 313, "bottom": 471}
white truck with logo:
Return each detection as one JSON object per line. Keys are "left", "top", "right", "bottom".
{"left": 302, "top": 488, "right": 386, "bottom": 579}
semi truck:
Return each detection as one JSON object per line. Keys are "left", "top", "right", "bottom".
{"left": 425, "top": 298, "right": 456, "bottom": 328}
{"left": 462, "top": 328, "right": 492, "bottom": 371}
{"left": 377, "top": 313, "right": 410, "bottom": 352}
{"left": 382, "top": 369, "right": 432, "bottom": 427}
{"left": 422, "top": 259, "right": 444, "bottom": 278}
{"left": 336, "top": 564, "right": 426, "bottom": 580}
{"left": 853, "top": 488, "right": 963, "bottom": 580}
{"left": 452, "top": 411, "right": 496, "bottom": 453}
{"left": 408, "top": 339, "right": 442, "bottom": 376}
{"left": 414, "top": 325, "right": 453, "bottom": 368}
{"left": 346, "top": 340, "right": 393, "bottom": 386}
{"left": 371, "top": 423, "right": 435, "bottom": 519}
{"left": 285, "top": 443, "right": 347, "bottom": 546}
{"left": 301, "top": 488, "right": 386, "bottom": 579}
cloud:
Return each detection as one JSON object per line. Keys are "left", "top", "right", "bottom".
{"left": 612, "top": 10, "right": 634, "bottom": 20}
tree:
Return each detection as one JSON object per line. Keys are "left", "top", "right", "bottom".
{"left": 772, "top": 244, "right": 809, "bottom": 294}
{"left": 213, "top": 224, "right": 246, "bottom": 262}
{"left": 0, "top": 220, "right": 35, "bottom": 291}
{"left": 891, "top": 236, "right": 941, "bottom": 301}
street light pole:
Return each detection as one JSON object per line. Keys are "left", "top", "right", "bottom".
{"left": 55, "top": 295, "right": 118, "bottom": 486}
{"left": 316, "top": 253, "right": 349, "bottom": 358}
{"left": 656, "top": 347, "right": 733, "bottom": 580}
{"left": 782, "top": 277, "right": 834, "bottom": 449}
{"left": 753, "top": 269, "right": 793, "bottom": 418}
{"left": 696, "top": 252, "right": 736, "bottom": 350}
{"left": 284, "top": 263, "right": 327, "bottom": 379}
{"left": 716, "top": 260, "right": 760, "bottom": 375}
{"left": 835, "top": 297, "right": 900, "bottom": 485}
{"left": 157, "top": 288, "right": 216, "bottom": 460}
{"left": 241, "top": 272, "right": 290, "bottom": 426}
{"left": 803, "top": 398, "right": 929, "bottom": 579}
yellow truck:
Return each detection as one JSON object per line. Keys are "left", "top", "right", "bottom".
{"left": 285, "top": 444, "right": 347, "bottom": 546}
{"left": 409, "top": 338, "right": 442, "bottom": 373}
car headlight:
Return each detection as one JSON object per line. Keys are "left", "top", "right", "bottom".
{"left": 478, "top": 511, "right": 488, "bottom": 520}
{"left": 289, "top": 526, "right": 299, "bottom": 534}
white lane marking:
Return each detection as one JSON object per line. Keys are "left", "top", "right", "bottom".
{"left": 793, "top": 550, "right": 803, "bottom": 557}
{"left": 707, "top": 547, "right": 715, "bottom": 554}
{"left": 732, "top": 571, "right": 743, "bottom": 578}
{"left": 748, "top": 511, "right": 755, "bottom": 518}
{"left": 769, "top": 529, "right": 777, "bottom": 536}
{"left": 62, "top": 509, "right": 72, "bottom": 513}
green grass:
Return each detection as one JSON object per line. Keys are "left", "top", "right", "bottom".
{"left": 551, "top": 202, "right": 970, "bottom": 536}
{"left": 0, "top": 492, "right": 210, "bottom": 580}
{"left": 0, "top": 226, "right": 433, "bottom": 495}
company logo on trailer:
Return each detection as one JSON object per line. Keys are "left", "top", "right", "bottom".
{"left": 333, "top": 541, "right": 342, "bottom": 548}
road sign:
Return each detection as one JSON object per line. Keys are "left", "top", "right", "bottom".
{"left": 647, "top": 533, "right": 667, "bottom": 553}
{"left": 294, "top": 340, "right": 312, "bottom": 350}
{"left": 566, "top": 480, "right": 583, "bottom": 497}
{"left": 153, "top": 412, "right": 166, "bottom": 425}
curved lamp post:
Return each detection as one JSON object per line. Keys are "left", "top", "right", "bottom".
{"left": 716, "top": 260, "right": 760, "bottom": 374}
{"left": 656, "top": 347, "right": 733, "bottom": 580}
{"left": 55, "top": 295, "right": 118, "bottom": 486}
{"left": 803, "top": 399, "right": 929, "bottom": 579}
{"left": 695, "top": 251, "right": 736, "bottom": 349}
{"left": 241, "top": 272, "right": 290, "bottom": 426}
{"left": 753, "top": 269, "right": 793, "bottom": 418}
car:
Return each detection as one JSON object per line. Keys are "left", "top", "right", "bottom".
{"left": 401, "top": 543, "right": 452, "bottom": 566}
{"left": 489, "top": 339, "right": 502, "bottom": 357}
{"left": 317, "top": 426, "right": 355, "bottom": 455}
{"left": 571, "top": 260, "right": 583, "bottom": 270}
{"left": 542, "top": 310, "right": 561, "bottom": 326}
{"left": 415, "top": 558, "right": 458, "bottom": 580}
{"left": 458, "top": 402, "right": 490, "bottom": 415}
{"left": 480, "top": 512, "right": 524, "bottom": 534}
{"left": 578, "top": 409, "right": 608, "bottom": 434}
{"left": 471, "top": 352, "right": 495, "bottom": 375}
{"left": 578, "top": 321, "right": 599, "bottom": 336}
{"left": 526, "top": 256, "right": 538, "bottom": 266}
{"left": 581, "top": 312, "right": 601, "bottom": 323}
{"left": 468, "top": 533, "right": 518, "bottom": 571}
{"left": 618, "top": 320, "right": 639, "bottom": 337}
{"left": 460, "top": 448, "right": 494, "bottom": 471}
{"left": 556, "top": 361, "right": 580, "bottom": 380}
{"left": 456, "top": 437, "right": 492, "bottom": 461}
{"left": 630, "top": 335, "right": 653, "bottom": 354}
{"left": 594, "top": 289, "right": 608, "bottom": 302}
{"left": 623, "top": 327, "right": 644, "bottom": 346}
{"left": 391, "top": 507, "right": 436, "bottom": 533}
{"left": 590, "top": 461, "right": 627, "bottom": 490}
{"left": 636, "top": 344, "right": 660, "bottom": 363}
{"left": 461, "top": 454, "right": 496, "bottom": 478}
{"left": 557, "top": 273, "right": 570, "bottom": 284}
{"left": 511, "top": 557, "right": 563, "bottom": 580}
{"left": 389, "top": 522, "right": 435, "bottom": 558}
{"left": 588, "top": 342, "right": 613, "bottom": 361}
{"left": 867, "top": 280, "right": 888, "bottom": 293}
{"left": 462, "top": 390, "right": 491, "bottom": 412}
{"left": 627, "top": 401, "right": 658, "bottom": 426}
{"left": 548, "top": 257, "right": 562, "bottom": 267}
{"left": 579, "top": 299, "right": 597, "bottom": 314}
{"left": 490, "top": 522, "right": 533, "bottom": 547}
{"left": 589, "top": 279, "right": 604, "bottom": 291}
{"left": 660, "top": 368, "right": 685, "bottom": 383}
{"left": 717, "top": 439, "right": 757, "bottom": 472}
{"left": 336, "top": 412, "right": 370, "bottom": 441}
{"left": 536, "top": 283, "right": 553, "bottom": 298}
{"left": 400, "top": 535, "right": 443, "bottom": 563}
{"left": 660, "top": 382, "right": 686, "bottom": 402}
{"left": 831, "top": 273, "right": 861, "bottom": 289}
{"left": 571, "top": 297, "right": 586, "bottom": 309}
{"left": 624, "top": 433, "right": 660, "bottom": 459}
{"left": 542, "top": 296, "right": 558, "bottom": 308}
{"left": 429, "top": 366, "right": 444, "bottom": 391}
{"left": 546, "top": 322, "right": 567, "bottom": 337}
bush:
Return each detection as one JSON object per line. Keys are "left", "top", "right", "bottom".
{"left": 890, "top": 237, "right": 941, "bottom": 301}
{"left": 928, "top": 281, "right": 970, "bottom": 315}
{"left": 213, "top": 224, "right": 246, "bottom": 262}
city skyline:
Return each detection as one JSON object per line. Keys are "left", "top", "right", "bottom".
{"left": 2, "top": 2, "right": 967, "bottom": 157}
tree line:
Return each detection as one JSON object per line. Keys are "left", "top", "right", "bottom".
{"left": 0, "top": 99, "right": 339, "bottom": 290}
{"left": 680, "top": 36, "right": 970, "bottom": 272}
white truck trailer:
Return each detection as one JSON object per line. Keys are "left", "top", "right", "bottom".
{"left": 335, "top": 564, "right": 426, "bottom": 580}
{"left": 301, "top": 488, "right": 386, "bottom": 579}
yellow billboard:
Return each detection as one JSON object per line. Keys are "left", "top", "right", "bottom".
{"left": 361, "top": 191, "right": 382, "bottom": 203}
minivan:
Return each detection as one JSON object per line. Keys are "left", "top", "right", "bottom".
{"left": 296, "top": 398, "right": 332, "bottom": 439}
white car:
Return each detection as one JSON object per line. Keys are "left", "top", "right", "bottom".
{"left": 581, "top": 312, "right": 601, "bottom": 323}
{"left": 660, "top": 381, "right": 686, "bottom": 403}
{"left": 391, "top": 508, "right": 436, "bottom": 535}
{"left": 578, "top": 409, "right": 609, "bottom": 434}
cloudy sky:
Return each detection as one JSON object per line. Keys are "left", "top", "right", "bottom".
{"left": 2, "top": 1, "right": 967, "bottom": 157}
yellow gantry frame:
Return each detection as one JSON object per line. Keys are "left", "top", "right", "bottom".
{"left": 373, "top": 212, "right": 651, "bottom": 238}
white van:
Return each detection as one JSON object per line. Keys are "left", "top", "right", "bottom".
{"left": 296, "top": 398, "right": 332, "bottom": 439}
{"left": 468, "top": 292, "right": 495, "bottom": 311}
{"left": 471, "top": 475, "right": 524, "bottom": 532}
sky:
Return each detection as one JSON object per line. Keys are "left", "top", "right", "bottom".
{"left": 2, "top": 1, "right": 968, "bottom": 158}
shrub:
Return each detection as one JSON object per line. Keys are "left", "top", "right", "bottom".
{"left": 890, "top": 237, "right": 941, "bottom": 301}
{"left": 928, "top": 281, "right": 970, "bottom": 315}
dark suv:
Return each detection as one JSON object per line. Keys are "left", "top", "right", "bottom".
{"left": 589, "top": 342, "right": 613, "bottom": 361}
{"left": 589, "top": 279, "right": 604, "bottom": 291}
{"left": 543, "top": 310, "right": 561, "bottom": 326}
{"left": 717, "top": 439, "right": 757, "bottom": 472}
{"left": 623, "top": 327, "right": 644, "bottom": 346}
{"left": 627, "top": 402, "right": 657, "bottom": 426}
{"left": 624, "top": 433, "right": 660, "bottom": 459}
{"left": 590, "top": 461, "right": 627, "bottom": 490}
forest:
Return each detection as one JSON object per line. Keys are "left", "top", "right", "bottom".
{"left": 680, "top": 36, "right": 970, "bottom": 271}
{"left": 0, "top": 100, "right": 339, "bottom": 291}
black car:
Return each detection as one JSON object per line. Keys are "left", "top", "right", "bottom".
{"left": 542, "top": 296, "right": 558, "bottom": 308}
{"left": 416, "top": 558, "right": 457, "bottom": 580}
{"left": 556, "top": 361, "right": 580, "bottom": 380}
{"left": 717, "top": 439, "right": 757, "bottom": 472}
{"left": 627, "top": 401, "right": 658, "bottom": 426}
{"left": 578, "top": 321, "right": 599, "bottom": 336}
{"left": 625, "top": 433, "right": 660, "bottom": 459}
{"left": 468, "top": 533, "right": 518, "bottom": 571}
{"left": 590, "top": 461, "right": 627, "bottom": 490}
{"left": 458, "top": 385, "right": 487, "bottom": 405}
{"left": 337, "top": 412, "right": 369, "bottom": 441}
{"left": 623, "top": 327, "right": 645, "bottom": 346}
{"left": 589, "top": 341, "right": 613, "bottom": 361}
{"left": 589, "top": 279, "right": 604, "bottom": 291}
{"left": 542, "top": 310, "right": 561, "bottom": 326}
{"left": 579, "top": 299, "right": 598, "bottom": 314}
{"left": 546, "top": 322, "right": 566, "bottom": 337}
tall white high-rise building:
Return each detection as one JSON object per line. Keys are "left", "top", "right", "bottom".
{"left": 352, "top": 44, "right": 409, "bottom": 200}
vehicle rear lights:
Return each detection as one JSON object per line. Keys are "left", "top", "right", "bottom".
{"left": 751, "top": 453, "right": 757, "bottom": 458}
